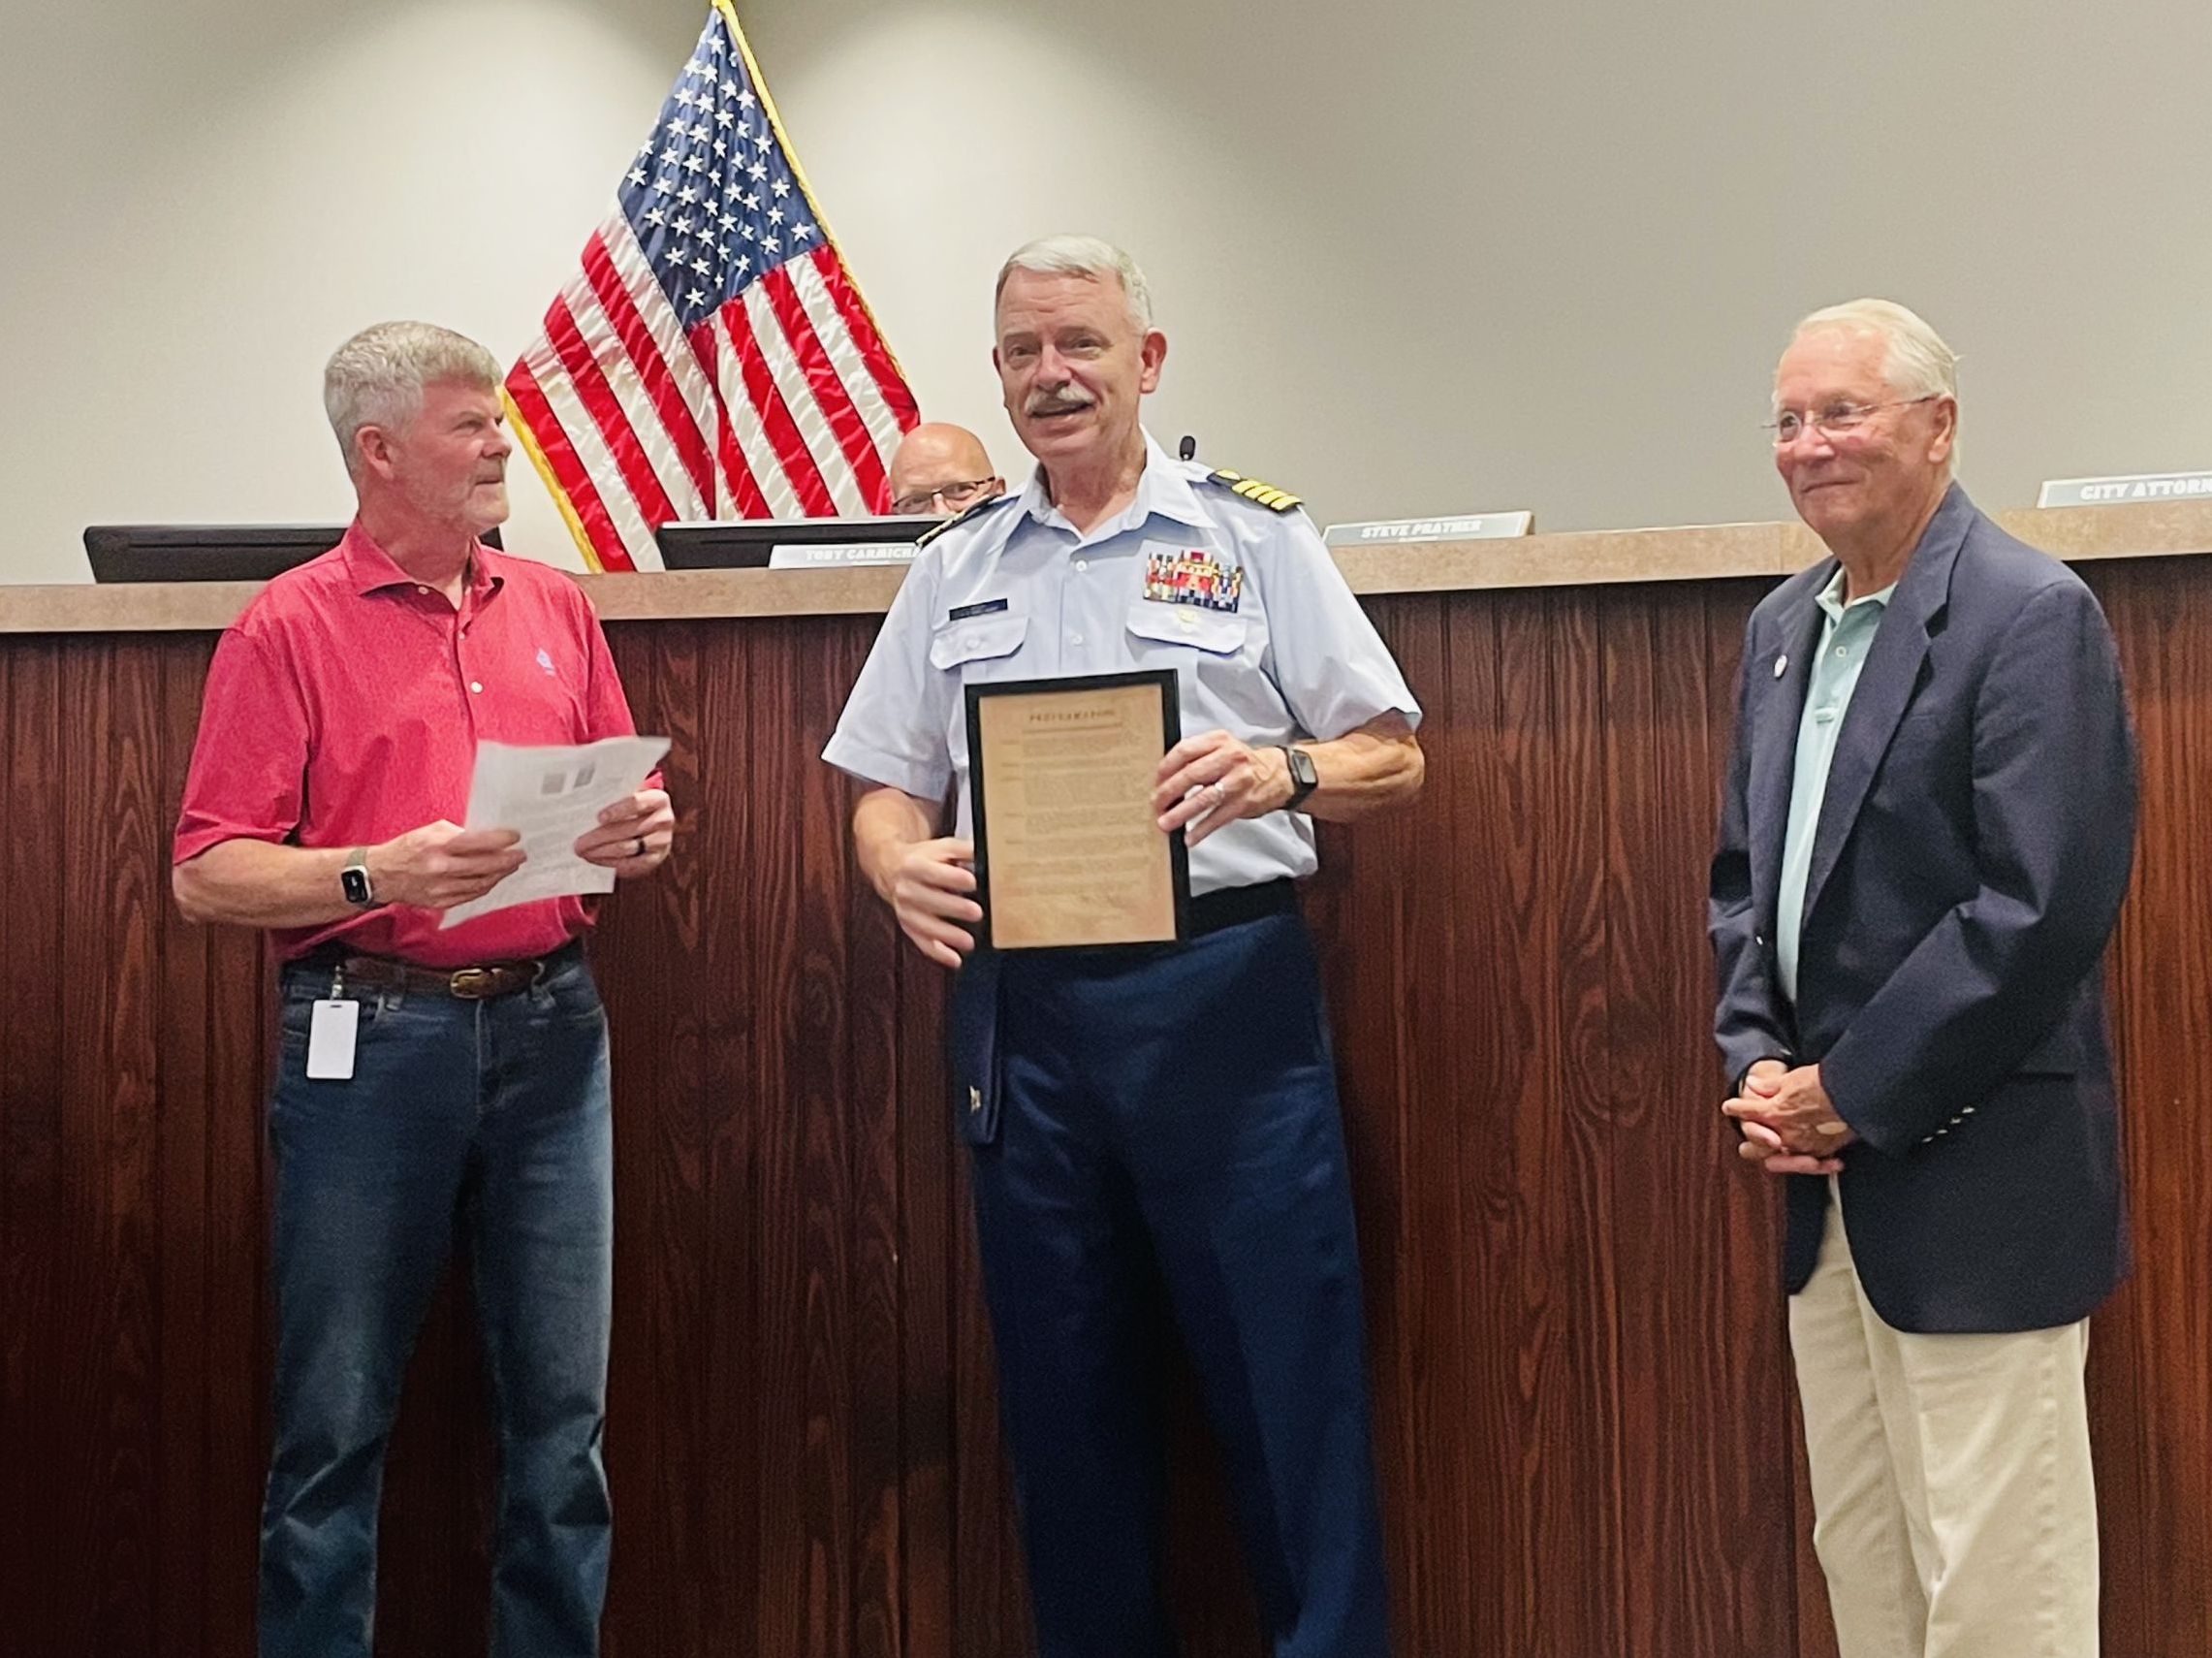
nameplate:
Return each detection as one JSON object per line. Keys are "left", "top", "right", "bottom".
{"left": 767, "top": 541, "right": 919, "bottom": 569}
{"left": 2038, "top": 471, "right": 2212, "bottom": 507}
{"left": 1323, "top": 512, "right": 1533, "bottom": 547}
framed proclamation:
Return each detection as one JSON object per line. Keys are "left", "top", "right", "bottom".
{"left": 964, "top": 670, "right": 1191, "bottom": 950}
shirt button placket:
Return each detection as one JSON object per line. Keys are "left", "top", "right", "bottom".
{"left": 454, "top": 610, "right": 484, "bottom": 730}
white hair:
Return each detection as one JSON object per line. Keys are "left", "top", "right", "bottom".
{"left": 324, "top": 321, "right": 502, "bottom": 477}
{"left": 995, "top": 234, "right": 1153, "bottom": 332}
{"left": 1786, "top": 297, "right": 1960, "bottom": 471}
{"left": 1790, "top": 298, "right": 1959, "bottom": 401}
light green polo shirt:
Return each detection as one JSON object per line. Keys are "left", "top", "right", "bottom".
{"left": 1776, "top": 566, "right": 1897, "bottom": 1004}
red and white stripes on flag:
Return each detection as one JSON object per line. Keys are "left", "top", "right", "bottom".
{"left": 506, "top": 0, "right": 918, "bottom": 570}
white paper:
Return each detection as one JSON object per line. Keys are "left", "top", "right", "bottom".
{"left": 439, "top": 734, "right": 671, "bottom": 927}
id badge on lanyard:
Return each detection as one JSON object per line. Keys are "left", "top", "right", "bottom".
{"left": 305, "top": 966, "right": 359, "bottom": 1081}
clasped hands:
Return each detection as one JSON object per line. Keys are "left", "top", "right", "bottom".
{"left": 885, "top": 731, "right": 1288, "bottom": 969}
{"left": 1722, "top": 1058, "right": 1857, "bottom": 1177}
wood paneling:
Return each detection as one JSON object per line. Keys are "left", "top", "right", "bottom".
{"left": 3, "top": 558, "right": 2207, "bottom": 1655}
{"left": 2079, "top": 561, "right": 2212, "bottom": 1658}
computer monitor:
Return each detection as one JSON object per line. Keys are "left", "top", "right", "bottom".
{"left": 654, "top": 515, "right": 938, "bottom": 570}
{"left": 83, "top": 524, "right": 502, "bottom": 584}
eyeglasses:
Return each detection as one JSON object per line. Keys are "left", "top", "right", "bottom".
{"left": 890, "top": 477, "right": 998, "bottom": 515}
{"left": 1764, "top": 395, "right": 1941, "bottom": 446}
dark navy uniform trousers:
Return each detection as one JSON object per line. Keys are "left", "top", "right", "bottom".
{"left": 952, "top": 891, "right": 1392, "bottom": 1657}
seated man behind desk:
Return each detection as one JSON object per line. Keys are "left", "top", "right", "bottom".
{"left": 172, "top": 322, "right": 675, "bottom": 1658}
{"left": 881, "top": 419, "right": 1004, "bottom": 516}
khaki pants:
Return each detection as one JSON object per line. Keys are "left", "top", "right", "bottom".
{"left": 1788, "top": 1186, "right": 2099, "bottom": 1658}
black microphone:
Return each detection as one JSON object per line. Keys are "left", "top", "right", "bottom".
{"left": 1177, "top": 434, "right": 1197, "bottom": 462}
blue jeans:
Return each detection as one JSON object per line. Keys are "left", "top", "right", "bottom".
{"left": 259, "top": 946, "right": 614, "bottom": 1658}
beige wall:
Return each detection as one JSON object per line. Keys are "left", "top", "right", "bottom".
{"left": 8, "top": 0, "right": 2212, "bottom": 583}
{"left": 0, "top": 0, "right": 701, "bottom": 583}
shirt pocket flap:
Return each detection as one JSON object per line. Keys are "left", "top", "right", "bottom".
{"left": 1124, "top": 601, "right": 1246, "bottom": 655}
{"left": 929, "top": 612, "right": 1028, "bottom": 670}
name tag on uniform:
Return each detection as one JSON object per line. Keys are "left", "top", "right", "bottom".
{"left": 306, "top": 1000, "right": 359, "bottom": 1080}
{"left": 950, "top": 597, "right": 1009, "bottom": 621}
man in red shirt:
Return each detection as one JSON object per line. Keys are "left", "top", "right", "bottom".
{"left": 173, "top": 321, "right": 672, "bottom": 1658}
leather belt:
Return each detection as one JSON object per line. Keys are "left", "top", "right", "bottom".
{"left": 1187, "top": 877, "right": 1297, "bottom": 935}
{"left": 295, "top": 942, "right": 575, "bottom": 1001}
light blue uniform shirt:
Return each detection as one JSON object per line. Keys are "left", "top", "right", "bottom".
{"left": 1776, "top": 566, "right": 1896, "bottom": 1003}
{"left": 824, "top": 430, "right": 1421, "bottom": 894}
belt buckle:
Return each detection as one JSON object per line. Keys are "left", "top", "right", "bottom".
{"left": 448, "top": 967, "right": 498, "bottom": 1000}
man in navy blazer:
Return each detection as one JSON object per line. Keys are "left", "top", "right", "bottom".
{"left": 1710, "top": 299, "right": 2135, "bottom": 1658}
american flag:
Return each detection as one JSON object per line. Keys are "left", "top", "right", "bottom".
{"left": 506, "top": 0, "right": 919, "bottom": 570}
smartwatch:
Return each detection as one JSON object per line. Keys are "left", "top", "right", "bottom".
{"left": 340, "top": 846, "right": 376, "bottom": 909}
{"left": 1277, "top": 745, "right": 1320, "bottom": 812}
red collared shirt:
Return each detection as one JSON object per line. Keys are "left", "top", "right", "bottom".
{"left": 174, "top": 522, "right": 644, "bottom": 967}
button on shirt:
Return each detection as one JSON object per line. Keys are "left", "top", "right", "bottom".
{"left": 174, "top": 523, "right": 645, "bottom": 966}
{"left": 823, "top": 430, "right": 1421, "bottom": 894}
{"left": 1776, "top": 566, "right": 1896, "bottom": 1002}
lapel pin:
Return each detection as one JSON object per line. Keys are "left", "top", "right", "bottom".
{"left": 1774, "top": 654, "right": 1788, "bottom": 679}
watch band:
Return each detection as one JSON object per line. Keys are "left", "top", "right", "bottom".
{"left": 1278, "top": 746, "right": 1320, "bottom": 812}
{"left": 340, "top": 845, "right": 375, "bottom": 909}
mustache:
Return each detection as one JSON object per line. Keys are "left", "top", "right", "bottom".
{"left": 1025, "top": 385, "right": 1096, "bottom": 417}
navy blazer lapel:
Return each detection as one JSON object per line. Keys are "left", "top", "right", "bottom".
{"left": 1798, "top": 485, "right": 1975, "bottom": 931}
{"left": 1750, "top": 576, "right": 1828, "bottom": 925}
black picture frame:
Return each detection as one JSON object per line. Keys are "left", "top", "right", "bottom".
{"left": 963, "top": 669, "right": 1189, "bottom": 950}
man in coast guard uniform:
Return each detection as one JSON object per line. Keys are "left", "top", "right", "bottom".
{"left": 824, "top": 235, "right": 1424, "bottom": 1657}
